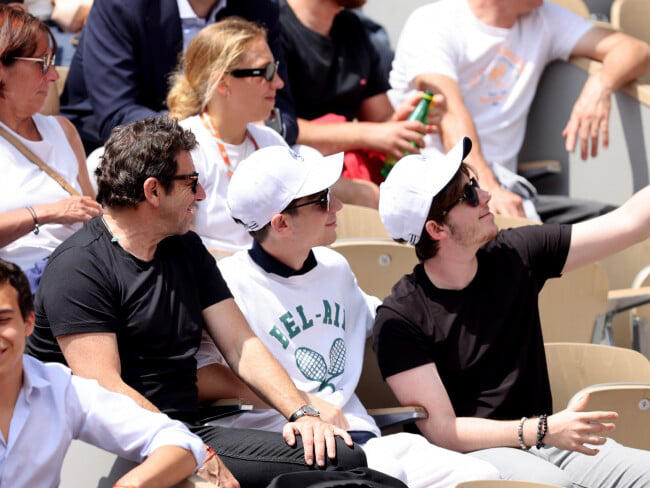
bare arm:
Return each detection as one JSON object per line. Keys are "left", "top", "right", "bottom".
{"left": 296, "top": 93, "right": 435, "bottom": 158}
{"left": 563, "top": 27, "right": 650, "bottom": 159}
{"left": 415, "top": 73, "right": 525, "bottom": 217}
{"left": 114, "top": 446, "right": 197, "bottom": 488}
{"left": 387, "top": 363, "right": 615, "bottom": 454}
{"left": 564, "top": 185, "right": 650, "bottom": 272}
{"left": 56, "top": 115, "right": 97, "bottom": 197}
{"left": 57, "top": 331, "right": 160, "bottom": 412}
{"left": 202, "top": 299, "right": 352, "bottom": 466}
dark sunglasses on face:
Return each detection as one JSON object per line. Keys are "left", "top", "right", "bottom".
{"left": 230, "top": 60, "right": 279, "bottom": 82}
{"left": 171, "top": 172, "right": 200, "bottom": 193}
{"left": 12, "top": 52, "right": 56, "bottom": 74}
{"left": 441, "top": 177, "right": 480, "bottom": 217}
{"left": 285, "top": 189, "right": 330, "bottom": 212}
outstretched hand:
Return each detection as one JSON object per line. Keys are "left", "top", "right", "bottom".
{"left": 282, "top": 415, "right": 353, "bottom": 467}
{"left": 545, "top": 393, "right": 617, "bottom": 455}
{"left": 562, "top": 74, "right": 611, "bottom": 160}
{"left": 197, "top": 446, "right": 240, "bottom": 488}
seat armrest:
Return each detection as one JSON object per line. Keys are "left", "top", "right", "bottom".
{"left": 517, "top": 160, "right": 562, "bottom": 179}
{"left": 199, "top": 398, "right": 253, "bottom": 424}
{"left": 367, "top": 406, "right": 428, "bottom": 430}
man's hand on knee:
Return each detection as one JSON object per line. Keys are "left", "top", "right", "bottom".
{"left": 282, "top": 416, "right": 353, "bottom": 467}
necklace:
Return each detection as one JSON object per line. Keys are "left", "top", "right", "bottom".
{"left": 101, "top": 215, "right": 120, "bottom": 243}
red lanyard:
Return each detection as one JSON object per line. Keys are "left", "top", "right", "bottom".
{"left": 200, "top": 111, "right": 259, "bottom": 179}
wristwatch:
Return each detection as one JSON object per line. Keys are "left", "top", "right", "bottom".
{"left": 288, "top": 405, "right": 320, "bottom": 422}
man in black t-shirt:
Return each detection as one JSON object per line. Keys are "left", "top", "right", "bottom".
{"left": 280, "top": 0, "right": 442, "bottom": 187}
{"left": 26, "top": 117, "right": 365, "bottom": 488}
{"left": 373, "top": 136, "right": 650, "bottom": 487}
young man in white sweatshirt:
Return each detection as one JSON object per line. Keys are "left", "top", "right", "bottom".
{"left": 194, "top": 145, "right": 501, "bottom": 488}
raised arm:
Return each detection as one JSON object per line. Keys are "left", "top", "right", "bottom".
{"left": 202, "top": 298, "right": 353, "bottom": 466}
{"left": 57, "top": 331, "right": 160, "bottom": 412}
{"left": 414, "top": 73, "right": 525, "bottom": 218}
{"left": 387, "top": 362, "right": 615, "bottom": 454}
{"left": 563, "top": 27, "right": 650, "bottom": 159}
{"left": 563, "top": 185, "right": 650, "bottom": 272}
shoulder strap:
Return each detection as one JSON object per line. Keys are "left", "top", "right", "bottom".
{"left": 0, "top": 124, "right": 80, "bottom": 197}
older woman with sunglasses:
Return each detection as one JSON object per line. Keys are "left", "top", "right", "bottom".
{"left": 168, "top": 17, "right": 377, "bottom": 254}
{"left": 0, "top": 6, "right": 100, "bottom": 290}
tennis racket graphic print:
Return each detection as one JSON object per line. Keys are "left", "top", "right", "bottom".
{"left": 295, "top": 338, "right": 346, "bottom": 392}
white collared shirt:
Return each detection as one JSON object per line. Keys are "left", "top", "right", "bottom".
{"left": 0, "top": 355, "right": 205, "bottom": 488}
{"left": 177, "top": 0, "right": 226, "bottom": 51}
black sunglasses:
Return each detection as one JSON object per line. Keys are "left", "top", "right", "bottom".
{"left": 285, "top": 189, "right": 330, "bottom": 212}
{"left": 171, "top": 171, "right": 199, "bottom": 193}
{"left": 12, "top": 52, "right": 56, "bottom": 75}
{"left": 231, "top": 60, "right": 279, "bottom": 82}
{"left": 441, "top": 177, "right": 480, "bottom": 217}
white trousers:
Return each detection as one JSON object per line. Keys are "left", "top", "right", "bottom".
{"left": 362, "top": 432, "right": 500, "bottom": 488}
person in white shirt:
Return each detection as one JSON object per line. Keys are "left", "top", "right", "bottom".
{"left": 193, "top": 145, "right": 501, "bottom": 487}
{"left": 0, "top": 258, "right": 205, "bottom": 488}
{"left": 167, "top": 18, "right": 382, "bottom": 253}
{"left": 389, "top": 0, "right": 650, "bottom": 223}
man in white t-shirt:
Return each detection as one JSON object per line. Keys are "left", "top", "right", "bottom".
{"left": 193, "top": 145, "right": 501, "bottom": 488}
{"left": 389, "top": 0, "right": 650, "bottom": 223}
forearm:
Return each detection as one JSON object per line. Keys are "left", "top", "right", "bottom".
{"left": 414, "top": 76, "right": 499, "bottom": 189}
{"left": 296, "top": 118, "right": 368, "bottom": 155}
{"left": 114, "top": 446, "right": 197, "bottom": 488}
{"left": 0, "top": 204, "right": 67, "bottom": 247}
{"left": 232, "top": 336, "right": 307, "bottom": 419}
{"left": 419, "top": 415, "right": 539, "bottom": 453}
{"left": 197, "top": 362, "right": 269, "bottom": 408}
{"left": 596, "top": 38, "right": 650, "bottom": 93}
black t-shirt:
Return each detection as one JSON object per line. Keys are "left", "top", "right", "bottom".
{"left": 26, "top": 217, "right": 232, "bottom": 417}
{"left": 373, "top": 225, "right": 572, "bottom": 420}
{"left": 279, "top": 0, "right": 390, "bottom": 121}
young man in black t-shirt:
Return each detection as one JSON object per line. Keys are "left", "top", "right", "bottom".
{"left": 374, "top": 136, "right": 650, "bottom": 487}
{"left": 26, "top": 117, "right": 365, "bottom": 488}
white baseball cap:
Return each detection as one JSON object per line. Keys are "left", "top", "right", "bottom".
{"left": 379, "top": 136, "right": 472, "bottom": 245}
{"left": 227, "top": 145, "right": 344, "bottom": 231}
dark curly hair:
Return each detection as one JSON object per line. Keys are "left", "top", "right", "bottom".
{"left": 95, "top": 116, "right": 197, "bottom": 208}
{"left": 0, "top": 5, "right": 58, "bottom": 97}
{"left": 0, "top": 259, "right": 33, "bottom": 320}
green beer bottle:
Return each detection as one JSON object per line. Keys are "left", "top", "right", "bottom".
{"left": 381, "top": 90, "right": 434, "bottom": 178}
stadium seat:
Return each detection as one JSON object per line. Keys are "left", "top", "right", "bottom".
{"left": 611, "top": 0, "right": 650, "bottom": 44}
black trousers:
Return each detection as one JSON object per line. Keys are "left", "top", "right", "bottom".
{"left": 190, "top": 424, "right": 368, "bottom": 488}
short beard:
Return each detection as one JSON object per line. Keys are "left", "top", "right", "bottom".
{"left": 336, "top": 0, "right": 367, "bottom": 8}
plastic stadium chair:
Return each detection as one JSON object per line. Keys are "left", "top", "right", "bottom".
{"left": 611, "top": 0, "right": 650, "bottom": 44}
{"left": 544, "top": 341, "right": 650, "bottom": 412}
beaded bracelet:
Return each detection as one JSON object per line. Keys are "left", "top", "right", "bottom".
{"left": 517, "top": 416, "right": 530, "bottom": 450}
{"left": 26, "top": 206, "right": 39, "bottom": 235}
{"left": 536, "top": 413, "right": 548, "bottom": 449}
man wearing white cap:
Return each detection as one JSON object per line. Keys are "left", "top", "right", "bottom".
{"left": 374, "top": 137, "right": 650, "bottom": 486}
{"left": 195, "top": 145, "right": 501, "bottom": 487}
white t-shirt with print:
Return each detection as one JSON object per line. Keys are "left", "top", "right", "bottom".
{"left": 201, "top": 246, "right": 382, "bottom": 437}
{"left": 389, "top": 0, "right": 593, "bottom": 169}
{"left": 181, "top": 117, "right": 288, "bottom": 252}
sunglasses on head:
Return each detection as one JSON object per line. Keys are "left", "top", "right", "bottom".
{"left": 12, "top": 52, "right": 56, "bottom": 74}
{"left": 285, "top": 189, "right": 330, "bottom": 213}
{"left": 171, "top": 171, "right": 200, "bottom": 193}
{"left": 230, "top": 60, "right": 279, "bottom": 82}
{"left": 441, "top": 177, "right": 480, "bottom": 217}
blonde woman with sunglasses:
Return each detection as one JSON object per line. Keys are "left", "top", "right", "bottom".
{"left": 168, "top": 17, "right": 378, "bottom": 254}
{"left": 0, "top": 5, "right": 100, "bottom": 291}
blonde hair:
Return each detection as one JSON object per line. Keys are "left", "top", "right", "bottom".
{"left": 167, "top": 17, "right": 267, "bottom": 120}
